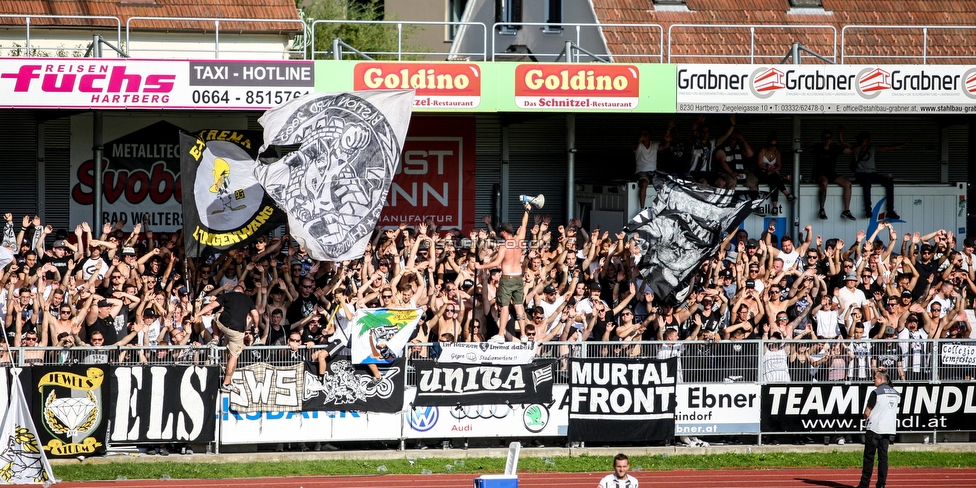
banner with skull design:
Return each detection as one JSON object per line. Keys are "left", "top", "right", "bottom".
{"left": 254, "top": 90, "right": 415, "bottom": 261}
{"left": 180, "top": 130, "right": 287, "bottom": 257}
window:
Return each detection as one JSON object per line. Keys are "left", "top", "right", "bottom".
{"left": 788, "top": 0, "right": 823, "bottom": 6}
{"left": 545, "top": 0, "right": 562, "bottom": 31}
{"left": 495, "top": 0, "right": 522, "bottom": 32}
{"left": 447, "top": 0, "right": 469, "bottom": 41}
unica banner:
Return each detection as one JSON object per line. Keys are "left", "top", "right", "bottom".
{"left": 315, "top": 61, "right": 676, "bottom": 113}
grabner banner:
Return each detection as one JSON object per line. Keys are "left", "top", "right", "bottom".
{"left": 413, "top": 359, "right": 556, "bottom": 406}
{"left": 436, "top": 341, "right": 537, "bottom": 365}
{"left": 762, "top": 383, "right": 976, "bottom": 433}
{"left": 675, "top": 383, "right": 760, "bottom": 436}
{"left": 180, "top": 130, "right": 286, "bottom": 256}
{"left": 108, "top": 366, "right": 218, "bottom": 443}
{"left": 566, "top": 357, "right": 677, "bottom": 443}
{"left": 227, "top": 359, "right": 404, "bottom": 414}
{"left": 677, "top": 64, "right": 976, "bottom": 114}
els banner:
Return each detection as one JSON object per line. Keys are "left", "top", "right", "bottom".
{"left": 380, "top": 116, "right": 476, "bottom": 230}
{"left": 108, "top": 366, "right": 218, "bottom": 443}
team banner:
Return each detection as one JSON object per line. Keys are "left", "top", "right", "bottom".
{"left": 227, "top": 359, "right": 404, "bottom": 414}
{"left": 301, "top": 359, "right": 404, "bottom": 413}
{"left": 23, "top": 366, "right": 108, "bottom": 457}
{"left": 940, "top": 343, "right": 976, "bottom": 365}
{"left": 413, "top": 359, "right": 556, "bottom": 406}
{"left": 625, "top": 172, "right": 762, "bottom": 306}
{"left": 567, "top": 357, "right": 677, "bottom": 443}
{"left": 0, "top": 370, "right": 54, "bottom": 484}
{"left": 675, "top": 383, "right": 760, "bottom": 436}
{"left": 676, "top": 64, "right": 976, "bottom": 114}
{"left": 436, "top": 341, "right": 537, "bottom": 365}
{"left": 351, "top": 308, "right": 423, "bottom": 365}
{"left": 404, "top": 385, "right": 569, "bottom": 439}
{"left": 108, "top": 366, "right": 218, "bottom": 443}
{"left": 254, "top": 90, "right": 415, "bottom": 261}
{"left": 180, "top": 130, "right": 286, "bottom": 256}
{"left": 762, "top": 383, "right": 976, "bottom": 433}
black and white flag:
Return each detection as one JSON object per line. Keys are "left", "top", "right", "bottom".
{"left": 413, "top": 359, "right": 556, "bottom": 406}
{"left": 180, "top": 130, "right": 287, "bottom": 257}
{"left": 254, "top": 90, "right": 415, "bottom": 261}
{"left": 625, "top": 172, "right": 762, "bottom": 305}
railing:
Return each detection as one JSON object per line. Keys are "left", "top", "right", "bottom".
{"left": 841, "top": 25, "right": 976, "bottom": 64}
{"left": 125, "top": 16, "right": 308, "bottom": 59}
{"left": 489, "top": 22, "right": 664, "bottom": 63}
{"left": 667, "top": 24, "right": 837, "bottom": 64}
{"left": 310, "top": 20, "right": 488, "bottom": 61}
{"left": 0, "top": 14, "right": 122, "bottom": 57}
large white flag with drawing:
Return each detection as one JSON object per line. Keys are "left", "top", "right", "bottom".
{"left": 0, "top": 370, "right": 54, "bottom": 485}
{"left": 254, "top": 90, "right": 415, "bottom": 261}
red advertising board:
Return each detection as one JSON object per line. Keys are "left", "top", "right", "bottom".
{"left": 514, "top": 63, "right": 640, "bottom": 109}
{"left": 353, "top": 63, "right": 482, "bottom": 109}
{"left": 379, "top": 116, "right": 476, "bottom": 231}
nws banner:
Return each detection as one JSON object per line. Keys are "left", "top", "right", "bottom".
{"left": 227, "top": 359, "right": 404, "bottom": 414}
{"left": 436, "top": 341, "right": 537, "bottom": 365}
{"left": 567, "top": 357, "right": 677, "bottom": 443}
{"left": 180, "top": 130, "right": 286, "bottom": 256}
{"left": 762, "top": 383, "right": 976, "bottom": 433}
{"left": 23, "top": 366, "right": 108, "bottom": 457}
{"left": 108, "top": 366, "right": 218, "bottom": 443}
{"left": 413, "top": 359, "right": 556, "bottom": 406}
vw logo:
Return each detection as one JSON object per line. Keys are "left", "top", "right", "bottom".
{"left": 451, "top": 405, "right": 512, "bottom": 420}
{"left": 407, "top": 406, "right": 439, "bottom": 432}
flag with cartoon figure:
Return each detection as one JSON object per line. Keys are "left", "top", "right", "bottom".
{"left": 0, "top": 370, "right": 54, "bottom": 484}
{"left": 351, "top": 308, "right": 423, "bottom": 365}
{"left": 254, "top": 90, "right": 414, "bottom": 261}
{"left": 180, "top": 130, "right": 286, "bottom": 257}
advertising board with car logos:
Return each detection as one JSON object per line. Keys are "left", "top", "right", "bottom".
{"left": 676, "top": 64, "right": 976, "bottom": 114}
{"left": 403, "top": 385, "right": 568, "bottom": 439}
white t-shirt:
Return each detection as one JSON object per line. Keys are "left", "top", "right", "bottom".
{"left": 599, "top": 473, "right": 639, "bottom": 488}
{"left": 814, "top": 309, "right": 841, "bottom": 339}
{"left": 837, "top": 286, "right": 867, "bottom": 313}
{"left": 635, "top": 141, "right": 661, "bottom": 173}
{"left": 538, "top": 296, "right": 565, "bottom": 320}
{"left": 779, "top": 249, "right": 800, "bottom": 270}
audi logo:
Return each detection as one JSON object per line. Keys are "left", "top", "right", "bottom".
{"left": 450, "top": 405, "right": 513, "bottom": 420}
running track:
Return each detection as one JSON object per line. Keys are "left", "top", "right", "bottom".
{"left": 57, "top": 468, "right": 976, "bottom": 488}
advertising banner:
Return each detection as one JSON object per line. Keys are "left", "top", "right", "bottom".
{"left": 675, "top": 383, "right": 760, "bottom": 436}
{"left": 108, "top": 366, "right": 218, "bottom": 444}
{"left": 227, "top": 359, "right": 404, "bottom": 414}
{"left": 677, "top": 64, "right": 976, "bottom": 114}
{"left": 23, "top": 366, "right": 108, "bottom": 457}
{"left": 567, "top": 357, "right": 677, "bottom": 443}
{"left": 0, "top": 58, "right": 313, "bottom": 109}
{"left": 180, "top": 130, "right": 286, "bottom": 256}
{"left": 379, "top": 116, "right": 477, "bottom": 231}
{"left": 404, "top": 385, "right": 569, "bottom": 439}
{"left": 219, "top": 399, "right": 401, "bottom": 445}
{"left": 435, "top": 341, "right": 537, "bottom": 365}
{"left": 762, "top": 383, "right": 976, "bottom": 433}
{"left": 413, "top": 359, "right": 556, "bottom": 406}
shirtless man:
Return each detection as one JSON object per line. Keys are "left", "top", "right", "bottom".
{"left": 477, "top": 202, "right": 532, "bottom": 341}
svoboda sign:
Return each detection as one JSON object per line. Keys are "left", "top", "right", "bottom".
{"left": 515, "top": 64, "right": 640, "bottom": 109}
{"left": 354, "top": 63, "right": 481, "bottom": 108}
{"left": 677, "top": 64, "right": 976, "bottom": 114}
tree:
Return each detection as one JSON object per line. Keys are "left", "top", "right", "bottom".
{"left": 300, "top": 0, "right": 415, "bottom": 60}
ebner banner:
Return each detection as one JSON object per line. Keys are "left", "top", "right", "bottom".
{"left": 180, "top": 130, "right": 286, "bottom": 256}
{"left": 677, "top": 64, "right": 976, "bottom": 114}
{"left": 566, "top": 357, "right": 677, "bottom": 443}
{"left": 23, "top": 366, "right": 108, "bottom": 457}
{"left": 762, "top": 383, "right": 976, "bottom": 433}
{"left": 108, "top": 366, "right": 218, "bottom": 443}
{"left": 413, "top": 359, "right": 556, "bottom": 406}
{"left": 675, "top": 383, "right": 760, "bottom": 436}
{"left": 436, "top": 341, "right": 537, "bottom": 365}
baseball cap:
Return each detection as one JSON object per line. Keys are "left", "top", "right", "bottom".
{"left": 178, "top": 286, "right": 189, "bottom": 296}
{"left": 746, "top": 238, "right": 759, "bottom": 248}
{"left": 122, "top": 246, "right": 137, "bottom": 256}
{"left": 745, "top": 279, "right": 756, "bottom": 289}
{"left": 418, "top": 240, "right": 430, "bottom": 250}
{"left": 97, "top": 299, "right": 111, "bottom": 308}
{"left": 52, "top": 239, "right": 68, "bottom": 249}
{"left": 884, "top": 326, "right": 897, "bottom": 336}
{"left": 462, "top": 279, "right": 475, "bottom": 290}
{"left": 920, "top": 243, "right": 934, "bottom": 253}
{"left": 906, "top": 314, "right": 919, "bottom": 323}
{"left": 143, "top": 308, "right": 157, "bottom": 318}
{"left": 588, "top": 281, "right": 602, "bottom": 291}
{"left": 719, "top": 269, "right": 733, "bottom": 278}
{"left": 900, "top": 290, "right": 913, "bottom": 298}
{"left": 543, "top": 284, "right": 557, "bottom": 294}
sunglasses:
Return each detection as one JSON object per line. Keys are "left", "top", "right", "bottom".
{"left": 445, "top": 308, "right": 457, "bottom": 313}
{"left": 288, "top": 337, "right": 301, "bottom": 342}
{"left": 382, "top": 295, "right": 393, "bottom": 299}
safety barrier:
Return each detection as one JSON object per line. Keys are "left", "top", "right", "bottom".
{"left": 0, "top": 14, "right": 122, "bottom": 57}
{"left": 125, "top": 16, "right": 308, "bottom": 59}
{"left": 310, "top": 20, "right": 488, "bottom": 61}
{"left": 3, "top": 338, "right": 973, "bottom": 455}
